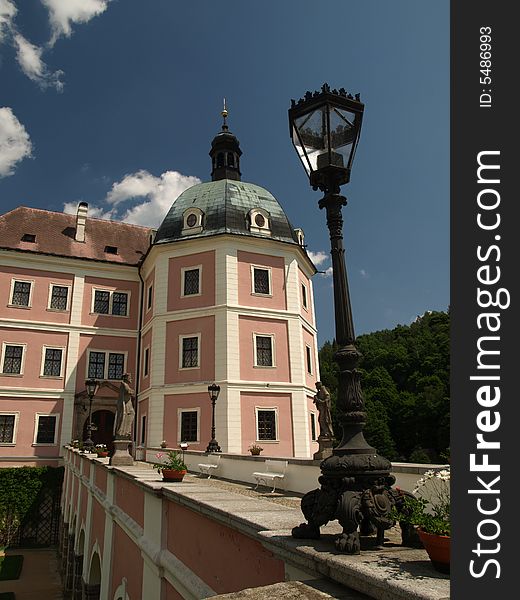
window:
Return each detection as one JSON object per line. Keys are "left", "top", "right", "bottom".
{"left": 143, "top": 347, "right": 150, "bottom": 377}
{"left": 0, "top": 414, "right": 17, "bottom": 444}
{"left": 147, "top": 285, "right": 153, "bottom": 310}
{"left": 310, "top": 412, "right": 317, "bottom": 441}
{"left": 49, "top": 285, "right": 69, "bottom": 311}
{"left": 257, "top": 409, "right": 277, "bottom": 441}
{"left": 301, "top": 283, "right": 308, "bottom": 309}
{"left": 42, "top": 347, "right": 63, "bottom": 377}
{"left": 306, "top": 345, "right": 313, "bottom": 374}
{"left": 92, "top": 290, "right": 129, "bottom": 317}
{"left": 1, "top": 344, "right": 24, "bottom": 375}
{"left": 10, "top": 280, "right": 32, "bottom": 307}
{"left": 254, "top": 335, "right": 273, "bottom": 367}
{"left": 248, "top": 209, "right": 271, "bottom": 235}
{"left": 21, "top": 233, "right": 36, "bottom": 243}
{"left": 180, "top": 336, "right": 199, "bottom": 369}
{"left": 186, "top": 213, "right": 197, "bottom": 227}
{"left": 180, "top": 410, "right": 198, "bottom": 442}
{"left": 252, "top": 267, "right": 270, "bottom": 295}
{"left": 182, "top": 208, "right": 204, "bottom": 235}
{"left": 88, "top": 351, "right": 126, "bottom": 380}
{"left": 140, "top": 415, "right": 146, "bottom": 445}
{"left": 104, "top": 245, "right": 118, "bottom": 254}
{"left": 35, "top": 414, "right": 58, "bottom": 445}
{"left": 182, "top": 267, "right": 200, "bottom": 296}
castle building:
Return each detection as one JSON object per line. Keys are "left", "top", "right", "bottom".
{"left": 0, "top": 117, "right": 320, "bottom": 466}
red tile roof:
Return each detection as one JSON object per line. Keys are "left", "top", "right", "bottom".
{"left": 0, "top": 207, "right": 153, "bottom": 266}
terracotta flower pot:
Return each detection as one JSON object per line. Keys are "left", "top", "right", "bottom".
{"left": 418, "top": 529, "right": 450, "bottom": 574}
{"left": 161, "top": 469, "right": 187, "bottom": 482}
{"left": 96, "top": 451, "right": 109, "bottom": 458}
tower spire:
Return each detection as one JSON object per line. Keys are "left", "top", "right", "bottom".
{"left": 209, "top": 99, "right": 242, "bottom": 181}
{"left": 221, "top": 98, "right": 228, "bottom": 131}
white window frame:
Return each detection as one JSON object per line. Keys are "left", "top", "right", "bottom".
{"left": 181, "top": 207, "right": 204, "bottom": 235}
{"left": 91, "top": 288, "right": 131, "bottom": 317}
{"left": 9, "top": 278, "right": 34, "bottom": 308}
{"left": 180, "top": 265, "right": 202, "bottom": 298}
{"left": 33, "top": 412, "right": 60, "bottom": 446}
{"left": 253, "top": 333, "right": 275, "bottom": 368}
{"left": 301, "top": 282, "right": 308, "bottom": 310}
{"left": 142, "top": 346, "right": 150, "bottom": 378}
{"left": 179, "top": 334, "right": 201, "bottom": 370}
{"left": 248, "top": 208, "right": 271, "bottom": 235}
{"left": 310, "top": 411, "right": 318, "bottom": 442}
{"left": 1, "top": 342, "right": 27, "bottom": 376}
{"left": 86, "top": 349, "right": 128, "bottom": 380}
{"left": 305, "top": 344, "right": 313, "bottom": 375}
{"left": 0, "top": 411, "right": 20, "bottom": 445}
{"left": 146, "top": 284, "right": 153, "bottom": 312}
{"left": 255, "top": 407, "right": 279, "bottom": 442}
{"left": 47, "top": 283, "right": 71, "bottom": 312}
{"left": 140, "top": 414, "right": 147, "bottom": 445}
{"left": 177, "top": 407, "right": 201, "bottom": 444}
{"left": 251, "top": 265, "right": 272, "bottom": 297}
{"left": 40, "top": 345, "right": 66, "bottom": 378}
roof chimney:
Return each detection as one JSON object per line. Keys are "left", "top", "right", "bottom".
{"left": 76, "top": 202, "right": 88, "bottom": 242}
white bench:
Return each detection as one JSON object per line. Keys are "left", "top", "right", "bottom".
{"left": 198, "top": 454, "right": 221, "bottom": 478}
{"left": 252, "top": 459, "right": 288, "bottom": 493}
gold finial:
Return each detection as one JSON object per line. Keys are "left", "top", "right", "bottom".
{"left": 221, "top": 98, "right": 228, "bottom": 130}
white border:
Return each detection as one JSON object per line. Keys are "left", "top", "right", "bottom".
{"left": 1, "top": 341, "right": 27, "bottom": 375}
{"left": 255, "top": 406, "right": 278, "bottom": 442}
{"left": 47, "top": 282, "right": 72, "bottom": 312}
{"left": 33, "top": 412, "right": 60, "bottom": 445}
{"left": 248, "top": 208, "right": 271, "bottom": 235}
{"left": 178, "top": 334, "right": 201, "bottom": 370}
{"left": 40, "top": 345, "right": 66, "bottom": 378}
{"left": 86, "top": 349, "right": 128, "bottom": 380}
{"left": 91, "top": 288, "right": 131, "bottom": 317}
{"left": 251, "top": 265, "right": 272, "bottom": 297}
{"left": 177, "top": 407, "right": 201, "bottom": 443}
{"left": 180, "top": 265, "right": 202, "bottom": 298}
{"left": 8, "top": 278, "right": 34, "bottom": 308}
{"left": 301, "top": 281, "right": 309, "bottom": 310}
{"left": 0, "top": 411, "right": 20, "bottom": 445}
{"left": 181, "top": 207, "right": 204, "bottom": 235}
{"left": 253, "top": 333, "right": 275, "bottom": 367}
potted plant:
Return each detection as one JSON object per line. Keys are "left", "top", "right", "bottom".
{"left": 95, "top": 443, "right": 109, "bottom": 458}
{"left": 160, "top": 440, "right": 168, "bottom": 448}
{"left": 153, "top": 450, "right": 188, "bottom": 481}
{"left": 248, "top": 443, "right": 263, "bottom": 456}
{"left": 398, "top": 467, "right": 450, "bottom": 573}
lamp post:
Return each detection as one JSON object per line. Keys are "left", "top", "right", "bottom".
{"left": 206, "top": 383, "right": 221, "bottom": 453}
{"left": 84, "top": 378, "right": 98, "bottom": 453}
{"left": 288, "top": 84, "right": 402, "bottom": 554}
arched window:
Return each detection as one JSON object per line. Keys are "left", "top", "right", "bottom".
{"left": 217, "top": 153, "right": 224, "bottom": 168}
{"left": 227, "top": 152, "right": 235, "bottom": 167}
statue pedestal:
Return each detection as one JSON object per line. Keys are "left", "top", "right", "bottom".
{"left": 110, "top": 439, "right": 134, "bottom": 466}
{"left": 313, "top": 436, "right": 334, "bottom": 460}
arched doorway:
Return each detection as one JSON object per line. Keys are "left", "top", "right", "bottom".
{"left": 86, "top": 551, "right": 101, "bottom": 600}
{"left": 83, "top": 410, "right": 115, "bottom": 452}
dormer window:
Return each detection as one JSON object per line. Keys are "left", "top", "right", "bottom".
{"left": 294, "top": 228, "right": 305, "bottom": 246}
{"left": 104, "top": 245, "right": 118, "bottom": 254}
{"left": 21, "top": 233, "right": 36, "bottom": 243}
{"left": 248, "top": 208, "right": 271, "bottom": 236}
{"left": 182, "top": 208, "right": 204, "bottom": 236}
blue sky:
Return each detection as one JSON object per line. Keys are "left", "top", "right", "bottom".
{"left": 0, "top": 0, "right": 449, "bottom": 345}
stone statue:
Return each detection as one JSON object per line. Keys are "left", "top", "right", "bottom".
{"left": 99, "top": 373, "right": 135, "bottom": 439}
{"left": 314, "top": 382, "right": 334, "bottom": 438}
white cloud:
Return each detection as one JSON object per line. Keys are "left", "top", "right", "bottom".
{"left": 307, "top": 250, "right": 329, "bottom": 267}
{"left": 63, "top": 169, "right": 201, "bottom": 228}
{"left": 14, "top": 33, "right": 64, "bottom": 90}
{"left": 322, "top": 266, "right": 333, "bottom": 278}
{"left": 41, "top": 0, "right": 110, "bottom": 45}
{"left": 0, "top": 0, "right": 16, "bottom": 42}
{"left": 0, "top": 106, "right": 32, "bottom": 177}
{"left": 360, "top": 269, "right": 369, "bottom": 279}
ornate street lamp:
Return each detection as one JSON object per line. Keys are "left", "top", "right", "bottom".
{"left": 289, "top": 84, "right": 404, "bottom": 554}
{"left": 206, "top": 383, "right": 222, "bottom": 453}
{"left": 84, "top": 378, "right": 98, "bottom": 453}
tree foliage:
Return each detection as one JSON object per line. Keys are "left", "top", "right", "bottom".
{"left": 318, "top": 310, "right": 450, "bottom": 462}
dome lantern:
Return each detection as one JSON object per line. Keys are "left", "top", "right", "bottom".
{"left": 209, "top": 100, "right": 242, "bottom": 182}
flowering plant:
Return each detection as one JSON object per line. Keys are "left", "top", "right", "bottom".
{"left": 248, "top": 443, "right": 263, "bottom": 454}
{"left": 95, "top": 443, "right": 107, "bottom": 451}
{"left": 152, "top": 450, "right": 187, "bottom": 473}
{"left": 399, "top": 467, "right": 450, "bottom": 536}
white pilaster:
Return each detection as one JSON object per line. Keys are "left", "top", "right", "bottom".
{"left": 141, "top": 493, "right": 163, "bottom": 599}
{"left": 100, "top": 470, "right": 115, "bottom": 599}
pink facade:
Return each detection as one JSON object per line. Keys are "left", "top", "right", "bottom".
{"left": 91, "top": 497, "right": 105, "bottom": 555}
{"left": 163, "top": 392, "right": 211, "bottom": 450}
{"left": 95, "top": 464, "right": 107, "bottom": 494}
{"left": 164, "top": 316, "right": 215, "bottom": 384}
{"left": 298, "top": 268, "right": 314, "bottom": 325}
{"left": 238, "top": 316, "right": 291, "bottom": 382}
{"left": 0, "top": 265, "right": 73, "bottom": 324}
{"left": 111, "top": 524, "right": 143, "bottom": 600}
{"left": 140, "top": 329, "right": 152, "bottom": 391}
{"left": 138, "top": 397, "right": 149, "bottom": 447}
{"left": 115, "top": 477, "right": 144, "bottom": 528}
{"left": 167, "top": 250, "right": 216, "bottom": 311}
{"left": 166, "top": 501, "right": 285, "bottom": 594}
{"left": 302, "top": 326, "right": 317, "bottom": 390}
{"left": 237, "top": 251, "right": 287, "bottom": 310}
{"left": 82, "top": 276, "right": 140, "bottom": 330}
{"left": 240, "top": 392, "right": 294, "bottom": 456}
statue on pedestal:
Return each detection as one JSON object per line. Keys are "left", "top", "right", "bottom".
{"left": 314, "top": 382, "right": 334, "bottom": 438}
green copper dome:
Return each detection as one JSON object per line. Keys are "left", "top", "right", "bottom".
{"left": 154, "top": 179, "right": 300, "bottom": 245}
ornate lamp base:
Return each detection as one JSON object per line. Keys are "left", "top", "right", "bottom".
{"left": 292, "top": 452, "right": 414, "bottom": 554}
{"left": 109, "top": 438, "right": 134, "bottom": 466}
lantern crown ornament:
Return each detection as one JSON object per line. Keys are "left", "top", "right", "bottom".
{"left": 289, "top": 83, "right": 364, "bottom": 193}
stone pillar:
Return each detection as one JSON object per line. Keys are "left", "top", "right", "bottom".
{"left": 60, "top": 530, "right": 69, "bottom": 578}
{"left": 64, "top": 534, "right": 75, "bottom": 597}
{"left": 72, "top": 554, "right": 83, "bottom": 599}
{"left": 83, "top": 583, "right": 101, "bottom": 600}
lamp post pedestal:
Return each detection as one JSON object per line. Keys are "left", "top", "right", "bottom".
{"left": 312, "top": 436, "right": 334, "bottom": 460}
{"left": 110, "top": 438, "right": 134, "bottom": 466}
